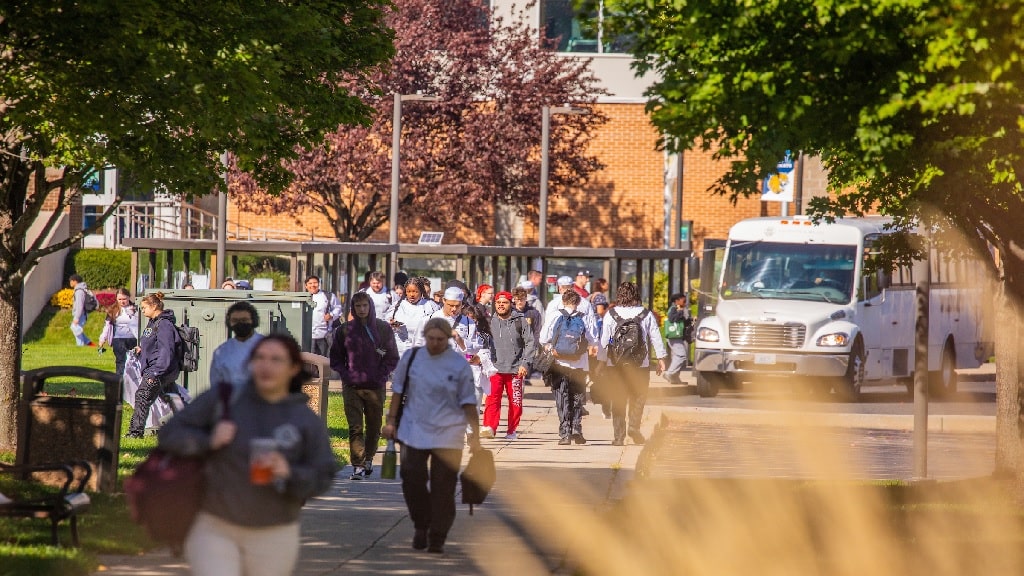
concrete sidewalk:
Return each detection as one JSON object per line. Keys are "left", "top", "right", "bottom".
{"left": 94, "top": 379, "right": 651, "bottom": 576}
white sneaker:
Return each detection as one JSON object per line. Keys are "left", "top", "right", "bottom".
{"left": 504, "top": 432, "right": 518, "bottom": 441}
{"left": 480, "top": 426, "right": 495, "bottom": 439}
{"left": 350, "top": 467, "right": 365, "bottom": 480}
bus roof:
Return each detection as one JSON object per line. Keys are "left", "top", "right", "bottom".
{"left": 728, "top": 216, "right": 893, "bottom": 243}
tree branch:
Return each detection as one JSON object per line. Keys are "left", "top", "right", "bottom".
{"left": 19, "top": 197, "right": 124, "bottom": 277}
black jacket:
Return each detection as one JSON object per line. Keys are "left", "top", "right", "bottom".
{"left": 140, "top": 309, "right": 181, "bottom": 382}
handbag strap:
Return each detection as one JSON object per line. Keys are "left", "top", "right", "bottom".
{"left": 398, "top": 346, "right": 421, "bottom": 409}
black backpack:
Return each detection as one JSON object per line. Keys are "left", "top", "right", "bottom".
{"left": 608, "top": 309, "right": 650, "bottom": 367}
{"left": 164, "top": 314, "right": 200, "bottom": 373}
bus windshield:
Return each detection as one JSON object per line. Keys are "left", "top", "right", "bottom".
{"left": 721, "top": 241, "right": 858, "bottom": 303}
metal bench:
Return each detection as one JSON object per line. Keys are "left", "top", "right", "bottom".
{"left": 0, "top": 460, "right": 92, "bottom": 546}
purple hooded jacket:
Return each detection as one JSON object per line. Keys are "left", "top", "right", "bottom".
{"left": 329, "top": 300, "right": 399, "bottom": 389}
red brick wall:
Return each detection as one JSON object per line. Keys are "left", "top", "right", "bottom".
{"left": 229, "top": 103, "right": 793, "bottom": 250}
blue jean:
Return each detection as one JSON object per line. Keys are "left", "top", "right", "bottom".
{"left": 71, "top": 313, "right": 92, "bottom": 346}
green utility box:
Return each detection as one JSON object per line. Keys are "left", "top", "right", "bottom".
{"left": 147, "top": 290, "right": 313, "bottom": 397}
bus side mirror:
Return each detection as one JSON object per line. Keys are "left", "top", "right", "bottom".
{"left": 877, "top": 269, "right": 891, "bottom": 290}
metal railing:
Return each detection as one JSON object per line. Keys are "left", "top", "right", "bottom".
{"left": 112, "top": 201, "right": 333, "bottom": 245}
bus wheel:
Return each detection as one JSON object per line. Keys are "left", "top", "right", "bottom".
{"left": 696, "top": 371, "right": 722, "bottom": 398}
{"left": 834, "top": 339, "right": 865, "bottom": 402}
{"left": 929, "top": 342, "right": 957, "bottom": 397}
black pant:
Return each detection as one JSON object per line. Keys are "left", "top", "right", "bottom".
{"left": 400, "top": 445, "right": 463, "bottom": 544}
{"left": 608, "top": 364, "right": 650, "bottom": 443}
{"left": 129, "top": 375, "right": 171, "bottom": 435}
{"left": 546, "top": 366, "right": 587, "bottom": 439}
{"left": 112, "top": 337, "right": 138, "bottom": 380}
{"left": 311, "top": 337, "right": 330, "bottom": 357}
{"left": 342, "top": 387, "right": 385, "bottom": 468}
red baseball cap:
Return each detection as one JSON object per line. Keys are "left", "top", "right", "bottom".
{"left": 495, "top": 291, "right": 513, "bottom": 302}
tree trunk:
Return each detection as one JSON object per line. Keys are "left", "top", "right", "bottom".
{"left": 0, "top": 282, "right": 23, "bottom": 451}
{"left": 994, "top": 281, "right": 1022, "bottom": 480}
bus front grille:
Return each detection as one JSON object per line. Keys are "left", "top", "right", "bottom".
{"left": 728, "top": 322, "right": 806, "bottom": 348}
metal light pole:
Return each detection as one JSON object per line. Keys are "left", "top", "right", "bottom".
{"left": 539, "top": 105, "right": 589, "bottom": 248}
{"left": 217, "top": 152, "right": 229, "bottom": 287}
{"left": 389, "top": 93, "right": 441, "bottom": 283}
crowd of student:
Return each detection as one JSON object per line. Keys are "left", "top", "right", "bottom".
{"left": 70, "top": 267, "right": 691, "bottom": 573}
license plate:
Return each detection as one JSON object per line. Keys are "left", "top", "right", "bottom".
{"left": 754, "top": 353, "right": 777, "bottom": 365}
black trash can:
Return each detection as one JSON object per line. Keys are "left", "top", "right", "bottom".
{"left": 17, "top": 367, "right": 122, "bottom": 493}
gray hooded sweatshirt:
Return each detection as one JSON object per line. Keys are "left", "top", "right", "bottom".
{"left": 488, "top": 310, "right": 537, "bottom": 374}
{"left": 158, "top": 383, "right": 337, "bottom": 527}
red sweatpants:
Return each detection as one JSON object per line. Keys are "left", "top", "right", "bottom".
{"left": 483, "top": 373, "right": 523, "bottom": 434}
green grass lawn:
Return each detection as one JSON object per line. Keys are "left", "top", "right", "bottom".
{"left": 2, "top": 306, "right": 352, "bottom": 575}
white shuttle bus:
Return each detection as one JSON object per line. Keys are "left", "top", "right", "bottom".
{"left": 693, "top": 216, "right": 990, "bottom": 400}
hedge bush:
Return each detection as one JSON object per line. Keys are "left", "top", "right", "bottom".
{"left": 65, "top": 249, "right": 131, "bottom": 290}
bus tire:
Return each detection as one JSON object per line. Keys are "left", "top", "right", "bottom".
{"left": 696, "top": 371, "right": 722, "bottom": 398}
{"left": 929, "top": 341, "right": 957, "bottom": 397}
{"left": 834, "top": 339, "right": 865, "bottom": 402}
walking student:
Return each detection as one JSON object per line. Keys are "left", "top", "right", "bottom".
{"left": 98, "top": 288, "right": 139, "bottom": 379}
{"left": 159, "top": 334, "right": 337, "bottom": 576}
{"left": 381, "top": 318, "right": 480, "bottom": 555}
{"left": 428, "top": 287, "right": 478, "bottom": 355}
{"left": 68, "top": 274, "right": 96, "bottom": 347}
{"left": 482, "top": 291, "right": 536, "bottom": 441}
{"left": 209, "top": 301, "right": 264, "bottom": 389}
{"left": 359, "top": 271, "right": 393, "bottom": 321}
{"left": 127, "top": 292, "right": 181, "bottom": 438}
{"left": 540, "top": 290, "right": 599, "bottom": 445}
{"left": 330, "top": 292, "right": 399, "bottom": 480}
{"left": 390, "top": 278, "right": 438, "bottom": 358}
{"left": 306, "top": 275, "right": 342, "bottom": 357}
{"left": 599, "top": 282, "right": 668, "bottom": 446}
{"left": 664, "top": 292, "right": 693, "bottom": 384}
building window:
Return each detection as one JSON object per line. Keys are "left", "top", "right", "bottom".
{"left": 540, "top": 0, "right": 632, "bottom": 54}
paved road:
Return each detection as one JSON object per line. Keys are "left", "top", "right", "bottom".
{"left": 647, "top": 371, "right": 997, "bottom": 417}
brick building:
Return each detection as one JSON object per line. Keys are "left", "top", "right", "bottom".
{"left": 225, "top": 1, "right": 828, "bottom": 253}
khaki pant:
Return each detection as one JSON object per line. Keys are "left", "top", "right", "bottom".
{"left": 185, "top": 511, "right": 300, "bottom": 576}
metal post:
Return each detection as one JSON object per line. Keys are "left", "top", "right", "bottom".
{"left": 539, "top": 106, "right": 551, "bottom": 248}
{"left": 675, "top": 150, "right": 684, "bottom": 249}
{"left": 216, "top": 152, "right": 228, "bottom": 287}
{"left": 913, "top": 249, "right": 931, "bottom": 479}
{"left": 389, "top": 93, "right": 402, "bottom": 285}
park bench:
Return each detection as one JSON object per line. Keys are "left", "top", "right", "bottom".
{"left": 0, "top": 460, "right": 92, "bottom": 546}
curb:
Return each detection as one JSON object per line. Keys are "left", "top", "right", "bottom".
{"left": 655, "top": 406, "right": 996, "bottom": 434}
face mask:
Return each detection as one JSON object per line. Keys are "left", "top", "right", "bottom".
{"left": 232, "top": 322, "right": 255, "bottom": 338}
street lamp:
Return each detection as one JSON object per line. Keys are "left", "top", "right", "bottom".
{"left": 539, "top": 105, "right": 590, "bottom": 248}
{"left": 389, "top": 92, "right": 441, "bottom": 282}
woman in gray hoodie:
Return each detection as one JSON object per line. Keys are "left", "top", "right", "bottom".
{"left": 158, "top": 334, "right": 337, "bottom": 576}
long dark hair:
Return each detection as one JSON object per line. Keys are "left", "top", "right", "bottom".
{"left": 249, "top": 334, "right": 311, "bottom": 393}
{"left": 467, "top": 303, "right": 492, "bottom": 338}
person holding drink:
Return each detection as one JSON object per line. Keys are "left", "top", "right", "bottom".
{"left": 158, "top": 334, "right": 337, "bottom": 576}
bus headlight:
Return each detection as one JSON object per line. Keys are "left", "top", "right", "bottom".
{"left": 697, "top": 327, "right": 720, "bottom": 342}
{"left": 816, "top": 333, "right": 849, "bottom": 347}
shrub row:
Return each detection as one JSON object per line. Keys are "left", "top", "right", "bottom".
{"left": 64, "top": 249, "right": 131, "bottom": 290}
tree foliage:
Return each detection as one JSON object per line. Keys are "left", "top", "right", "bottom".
{"left": 231, "top": 0, "right": 607, "bottom": 242}
{"left": 614, "top": 0, "right": 1024, "bottom": 479}
{"left": 0, "top": 0, "right": 393, "bottom": 449}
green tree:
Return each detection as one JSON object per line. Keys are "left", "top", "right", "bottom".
{"left": 0, "top": 1, "right": 393, "bottom": 449}
{"left": 615, "top": 0, "right": 1024, "bottom": 478}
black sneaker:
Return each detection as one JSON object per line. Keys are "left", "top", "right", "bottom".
{"left": 364, "top": 462, "right": 374, "bottom": 477}
{"left": 350, "top": 467, "right": 365, "bottom": 480}
{"left": 571, "top": 433, "right": 587, "bottom": 445}
{"left": 412, "top": 529, "right": 428, "bottom": 550}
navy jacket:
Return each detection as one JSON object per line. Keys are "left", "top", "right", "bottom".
{"left": 140, "top": 309, "right": 181, "bottom": 383}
